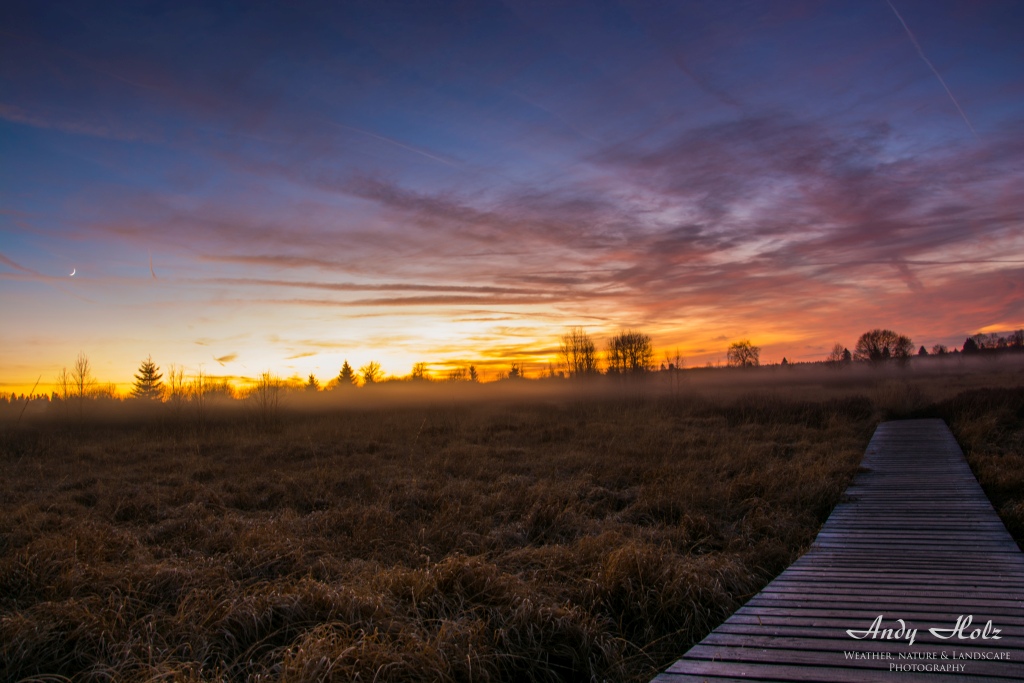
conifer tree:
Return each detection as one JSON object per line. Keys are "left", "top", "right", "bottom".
{"left": 336, "top": 360, "right": 356, "bottom": 387}
{"left": 132, "top": 356, "right": 164, "bottom": 400}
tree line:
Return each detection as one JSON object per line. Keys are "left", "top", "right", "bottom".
{"left": 5, "top": 326, "right": 1023, "bottom": 410}
{"left": 823, "top": 328, "right": 1024, "bottom": 369}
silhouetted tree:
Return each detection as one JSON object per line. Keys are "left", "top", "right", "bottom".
{"left": 663, "top": 348, "right": 685, "bottom": 399}
{"left": 560, "top": 327, "right": 599, "bottom": 378}
{"left": 54, "top": 367, "right": 72, "bottom": 418}
{"left": 305, "top": 374, "right": 319, "bottom": 392}
{"left": 507, "top": 363, "right": 522, "bottom": 379}
{"left": 607, "top": 330, "right": 654, "bottom": 374}
{"left": 918, "top": 345, "right": 929, "bottom": 356}
{"left": 468, "top": 365, "right": 479, "bottom": 382}
{"left": 727, "top": 340, "right": 760, "bottom": 368}
{"left": 249, "top": 371, "right": 282, "bottom": 426}
{"left": 854, "top": 329, "right": 913, "bottom": 364}
{"left": 962, "top": 337, "right": 979, "bottom": 354}
{"left": 206, "top": 379, "right": 234, "bottom": 400}
{"left": 410, "top": 362, "right": 429, "bottom": 381}
{"left": 71, "top": 352, "right": 95, "bottom": 419}
{"left": 1010, "top": 330, "right": 1024, "bottom": 349}
{"left": 931, "top": 344, "right": 948, "bottom": 355}
{"left": 446, "top": 367, "right": 468, "bottom": 381}
{"left": 131, "top": 356, "right": 164, "bottom": 400}
{"left": 164, "top": 364, "right": 186, "bottom": 416}
{"left": 189, "top": 368, "right": 209, "bottom": 429}
{"left": 826, "top": 343, "right": 851, "bottom": 369}
{"left": 336, "top": 360, "right": 357, "bottom": 387}
{"left": 360, "top": 361, "right": 382, "bottom": 385}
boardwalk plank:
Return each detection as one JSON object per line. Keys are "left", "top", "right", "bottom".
{"left": 651, "top": 419, "right": 1024, "bottom": 682}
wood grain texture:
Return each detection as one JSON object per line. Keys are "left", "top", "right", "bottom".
{"left": 653, "top": 419, "right": 1024, "bottom": 681}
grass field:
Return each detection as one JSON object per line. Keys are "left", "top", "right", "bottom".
{"left": 2, "top": 360, "right": 1023, "bottom": 682}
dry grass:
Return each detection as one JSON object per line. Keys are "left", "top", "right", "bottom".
{"left": 1, "top": 363, "right": 1021, "bottom": 682}
{"left": 928, "top": 386, "right": 1024, "bottom": 546}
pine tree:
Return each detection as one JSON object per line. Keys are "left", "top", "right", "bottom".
{"left": 336, "top": 360, "right": 356, "bottom": 388}
{"left": 132, "top": 356, "right": 164, "bottom": 400}
{"left": 305, "top": 374, "right": 320, "bottom": 392}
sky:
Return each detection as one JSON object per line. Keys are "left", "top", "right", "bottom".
{"left": 2, "top": 0, "right": 1023, "bottom": 393}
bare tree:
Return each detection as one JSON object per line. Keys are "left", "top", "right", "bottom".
{"left": 968, "top": 333, "right": 989, "bottom": 351}
{"left": 360, "top": 361, "right": 382, "bottom": 385}
{"left": 191, "top": 368, "right": 208, "bottom": 428}
{"left": 71, "top": 352, "right": 96, "bottom": 419}
{"left": 663, "top": 348, "right": 685, "bottom": 399}
{"left": 607, "top": 330, "right": 654, "bottom": 375}
{"left": 727, "top": 340, "right": 760, "bottom": 368}
{"left": 410, "top": 362, "right": 429, "bottom": 381}
{"left": 826, "top": 343, "right": 850, "bottom": 369}
{"left": 166, "top": 364, "right": 187, "bottom": 417}
{"left": 854, "top": 329, "right": 913, "bottom": 364}
{"left": 95, "top": 383, "right": 118, "bottom": 399}
{"left": 54, "top": 367, "right": 72, "bottom": 419}
{"left": 560, "top": 327, "right": 599, "bottom": 378}
{"left": 249, "top": 371, "right": 282, "bottom": 426}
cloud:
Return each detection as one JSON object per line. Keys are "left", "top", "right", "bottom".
{"left": 67, "top": 106, "right": 1022, "bottom": 353}
{"left": 213, "top": 353, "right": 238, "bottom": 366}
{"left": 199, "top": 276, "right": 542, "bottom": 298}
{"left": 0, "top": 102, "right": 150, "bottom": 142}
{"left": 0, "top": 252, "right": 37, "bottom": 275}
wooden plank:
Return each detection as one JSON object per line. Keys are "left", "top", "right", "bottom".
{"left": 650, "top": 419, "right": 1024, "bottom": 682}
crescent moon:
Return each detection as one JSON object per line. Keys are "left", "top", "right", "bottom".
{"left": 69, "top": 268, "right": 76, "bottom": 277}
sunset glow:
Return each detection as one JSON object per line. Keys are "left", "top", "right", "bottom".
{"left": 2, "top": 1, "right": 1023, "bottom": 394}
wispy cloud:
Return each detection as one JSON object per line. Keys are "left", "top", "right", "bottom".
{"left": 0, "top": 252, "right": 38, "bottom": 275}
{"left": 3, "top": 0, "right": 1022, "bottom": 386}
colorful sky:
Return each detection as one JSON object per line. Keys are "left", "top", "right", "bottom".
{"left": 2, "top": 1, "right": 1023, "bottom": 392}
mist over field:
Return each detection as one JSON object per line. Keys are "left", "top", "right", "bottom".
{"left": 3, "top": 358, "right": 1023, "bottom": 681}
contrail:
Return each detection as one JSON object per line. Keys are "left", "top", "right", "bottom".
{"left": 886, "top": 0, "right": 976, "bottom": 137}
{"left": 329, "top": 120, "right": 458, "bottom": 167}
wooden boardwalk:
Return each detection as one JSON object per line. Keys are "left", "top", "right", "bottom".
{"left": 653, "top": 419, "right": 1024, "bottom": 682}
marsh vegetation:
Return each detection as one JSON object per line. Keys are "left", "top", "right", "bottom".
{"left": 2, "top": 361, "right": 1022, "bottom": 682}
